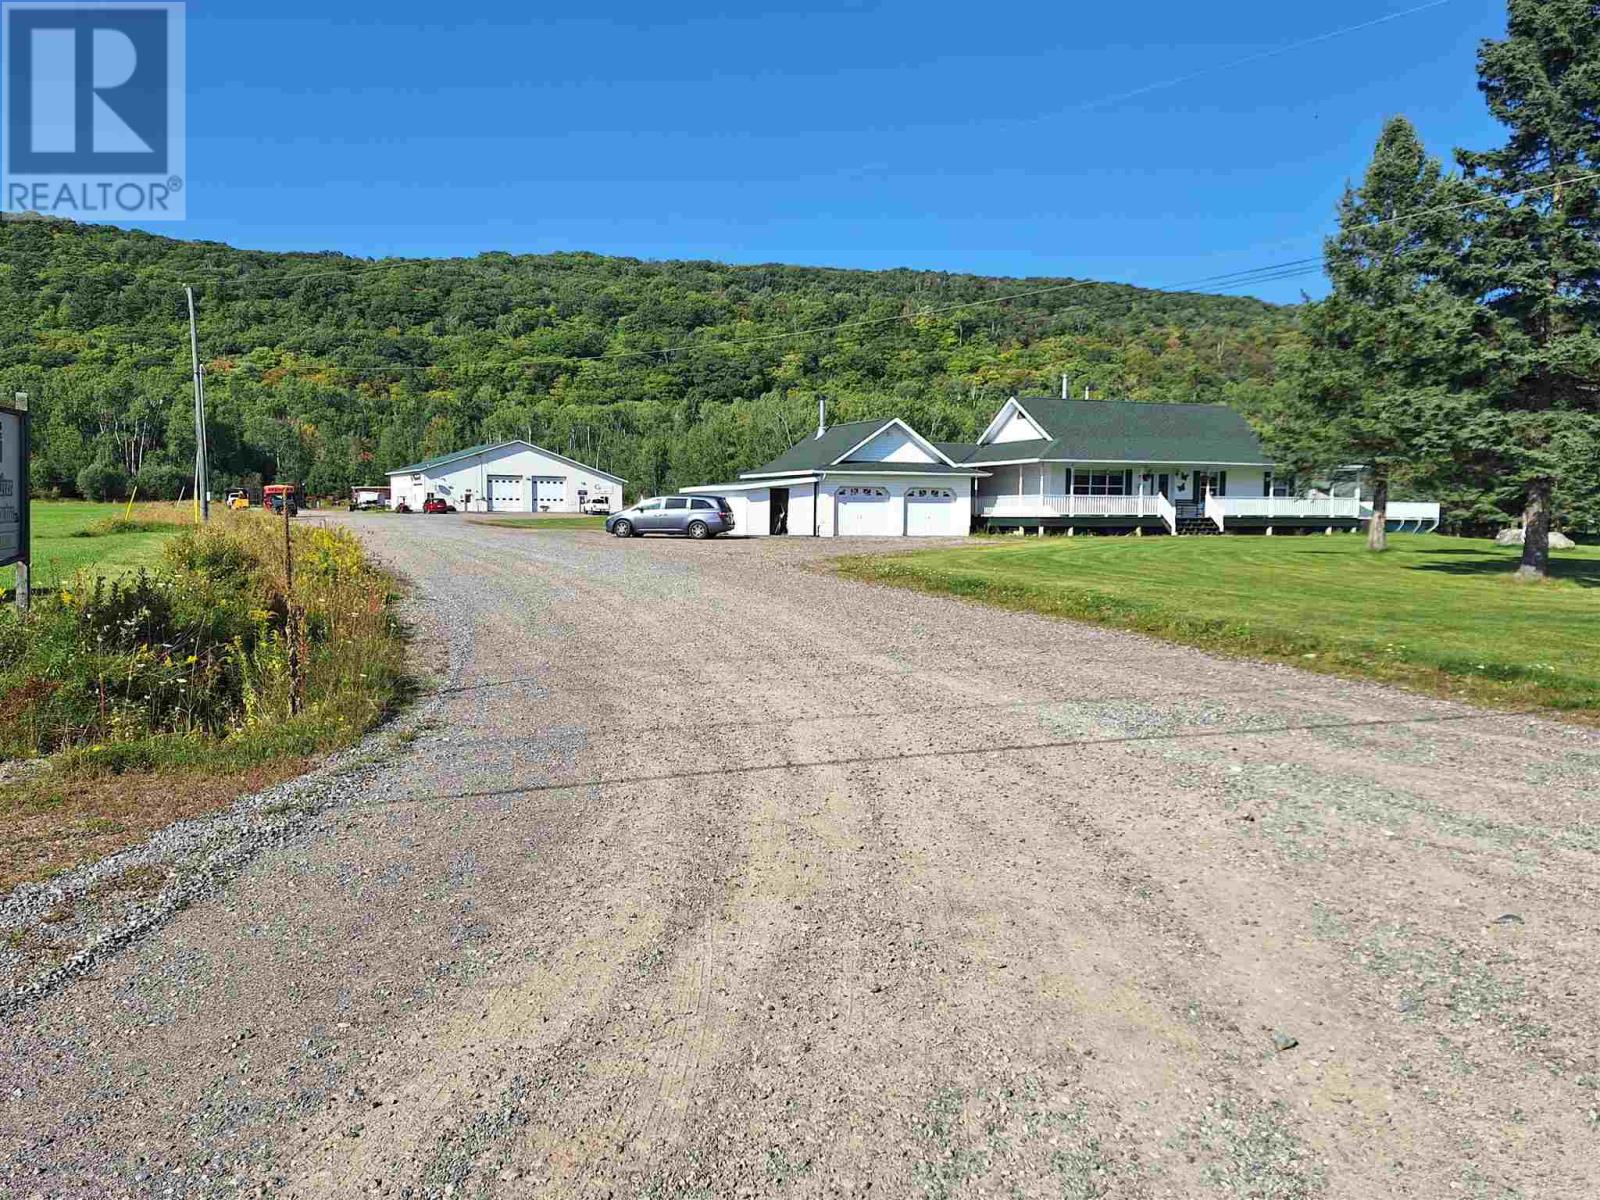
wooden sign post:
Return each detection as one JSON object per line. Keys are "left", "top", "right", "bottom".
{"left": 0, "top": 392, "right": 28, "bottom": 612}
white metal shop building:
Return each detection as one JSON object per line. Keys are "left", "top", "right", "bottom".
{"left": 386, "top": 441, "right": 625, "bottom": 513}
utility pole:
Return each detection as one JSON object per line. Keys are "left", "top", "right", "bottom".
{"left": 185, "top": 286, "right": 209, "bottom": 522}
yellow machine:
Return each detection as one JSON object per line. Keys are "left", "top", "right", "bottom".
{"left": 226, "top": 489, "right": 251, "bottom": 511}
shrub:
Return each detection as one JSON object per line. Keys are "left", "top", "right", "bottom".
{"left": 132, "top": 461, "right": 190, "bottom": 501}
{"left": 75, "top": 460, "right": 131, "bottom": 502}
{"left": 0, "top": 513, "right": 406, "bottom": 763}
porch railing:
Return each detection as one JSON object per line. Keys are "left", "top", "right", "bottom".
{"left": 976, "top": 494, "right": 1166, "bottom": 519}
{"left": 1209, "top": 495, "right": 1363, "bottom": 522}
{"left": 1156, "top": 492, "right": 1177, "bottom": 535}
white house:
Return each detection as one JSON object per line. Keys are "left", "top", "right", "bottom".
{"left": 386, "top": 441, "right": 625, "bottom": 514}
{"left": 682, "top": 397, "right": 1441, "bottom": 537}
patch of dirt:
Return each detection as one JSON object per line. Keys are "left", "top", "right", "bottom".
{"left": 0, "top": 759, "right": 311, "bottom": 891}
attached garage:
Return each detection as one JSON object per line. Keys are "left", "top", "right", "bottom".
{"left": 906, "top": 487, "right": 958, "bottom": 536}
{"left": 835, "top": 486, "right": 895, "bottom": 536}
{"left": 680, "top": 415, "right": 981, "bottom": 538}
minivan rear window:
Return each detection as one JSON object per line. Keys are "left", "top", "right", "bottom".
{"left": 690, "top": 498, "right": 714, "bottom": 510}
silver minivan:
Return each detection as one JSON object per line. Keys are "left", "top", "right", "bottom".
{"left": 606, "top": 496, "right": 735, "bottom": 539}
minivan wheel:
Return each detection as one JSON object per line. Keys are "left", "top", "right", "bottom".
{"left": 612, "top": 519, "right": 634, "bottom": 538}
{"left": 687, "top": 520, "right": 709, "bottom": 540}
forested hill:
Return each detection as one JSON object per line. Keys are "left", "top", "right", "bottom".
{"left": 0, "top": 218, "right": 1299, "bottom": 498}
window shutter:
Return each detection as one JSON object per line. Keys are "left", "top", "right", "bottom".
{"left": 1218, "top": 471, "right": 1227, "bottom": 497}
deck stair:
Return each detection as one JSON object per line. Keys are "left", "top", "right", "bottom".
{"left": 1174, "top": 516, "right": 1222, "bottom": 536}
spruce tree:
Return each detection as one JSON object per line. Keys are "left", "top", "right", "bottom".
{"left": 1455, "top": 0, "right": 1600, "bottom": 578}
{"left": 1281, "top": 116, "right": 1476, "bottom": 550}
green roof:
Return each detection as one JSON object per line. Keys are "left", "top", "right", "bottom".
{"left": 387, "top": 439, "right": 626, "bottom": 482}
{"left": 957, "top": 400, "right": 1272, "bottom": 465}
{"left": 741, "top": 420, "right": 889, "bottom": 474}
{"left": 387, "top": 441, "right": 513, "bottom": 476}
{"left": 740, "top": 419, "right": 984, "bottom": 478}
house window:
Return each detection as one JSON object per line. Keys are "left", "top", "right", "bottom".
{"left": 1266, "top": 471, "right": 1293, "bottom": 497}
{"left": 1070, "top": 470, "right": 1131, "bottom": 496}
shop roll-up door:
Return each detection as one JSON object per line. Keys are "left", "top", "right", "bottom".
{"left": 486, "top": 475, "right": 523, "bottom": 511}
{"left": 532, "top": 477, "right": 566, "bottom": 509}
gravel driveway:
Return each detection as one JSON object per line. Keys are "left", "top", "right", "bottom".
{"left": 4, "top": 515, "right": 1598, "bottom": 1199}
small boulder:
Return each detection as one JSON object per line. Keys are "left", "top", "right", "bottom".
{"left": 1495, "top": 527, "right": 1576, "bottom": 549}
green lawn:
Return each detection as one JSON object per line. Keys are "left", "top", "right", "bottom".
{"left": 836, "top": 533, "right": 1600, "bottom": 716}
{"left": 1, "top": 501, "right": 184, "bottom": 594}
{"left": 469, "top": 514, "right": 607, "bottom": 531}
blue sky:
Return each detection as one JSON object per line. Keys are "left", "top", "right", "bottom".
{"left": 162, "top": 0, "right": 1509, "bottom": 301}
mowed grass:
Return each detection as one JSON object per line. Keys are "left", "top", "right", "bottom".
{"left": 1, "top": 500, "right": 191, "bottom": 594}
{"left": 469, "top": 514, "right": 607, "bottom": 531}
{"left": 836, "top": 533, "right": 1600, "bottom": 717}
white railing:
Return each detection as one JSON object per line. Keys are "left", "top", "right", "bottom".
{"left": 1210, "top": 496, "right": 1363, "bottom": 521}
{"left": 976, "top": 494, "right": 1166, "bottom": 519}
{"left": 1362, "top": 501, "right": 1442, "bottom": 532}
{"left": 1156, "top": 492, "right": 1177, "bottom": 535}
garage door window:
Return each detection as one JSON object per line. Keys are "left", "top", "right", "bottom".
{"left": 837, "top": 487, "right": 888, "bottom": 499}
{"left": 908, "top": 488, "right": 953, "bottom": 499}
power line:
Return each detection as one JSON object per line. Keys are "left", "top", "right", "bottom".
{"left": 1073, "top": 0, "right": 1459, "bottom": 114}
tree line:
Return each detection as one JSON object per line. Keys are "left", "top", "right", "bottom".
{"left": 1273, "top": 0, "right": 1600, "bottom": 578}
{"left": 2, "top": 0, "right": 1595, "bottom": 578}
{"left": 0, "top": 224, "right": 1293, "bottom": 511}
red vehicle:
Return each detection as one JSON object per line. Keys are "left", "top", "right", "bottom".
{"left": 422, "top": 497, "right": 456, "bottom": 514}
{"left": 263, "top": 483, "right": 302, "bottom": 516}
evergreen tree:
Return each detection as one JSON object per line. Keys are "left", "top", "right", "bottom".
{"left": 1279, "top": 116, "right": 1477, "bottom": 550}
{"left": 1454, "top": 0, "right": 1600, "bottom": 578}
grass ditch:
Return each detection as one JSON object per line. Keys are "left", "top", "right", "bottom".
{"left": 834, "top": 534, "right": 1600, "bottom": 720}
{"left": 0, "top": 513, "right": 410, "bottom": 890}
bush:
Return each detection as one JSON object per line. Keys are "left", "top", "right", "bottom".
{"left": 132, "top": 461, "right": 191, "bottom": 501}
{"left": 76, "top": 460, "right": 130, "bottom": 502}
{"left": 0, "top": 514, "right": 407, "bottom": 762}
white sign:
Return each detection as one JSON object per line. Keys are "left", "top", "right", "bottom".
{"left": 0, "top": 406, "right": 21, "bottom": 566}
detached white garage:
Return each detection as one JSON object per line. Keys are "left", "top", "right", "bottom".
{"left": 387, "top": 440, "right": 625, "bottom": 514}
{"left": 682, "top": 417, "right": 982, "bottom": 538}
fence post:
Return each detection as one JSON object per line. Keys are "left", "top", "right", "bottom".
{"left": 284, "top": 502, "right": 300, "bottom": 715}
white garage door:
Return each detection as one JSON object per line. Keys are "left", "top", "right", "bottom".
{"left": 906, "top": 487, "right": 956, "bottom": 536}
{"left": 532, "top": 477, "right": 566, "bottom": 509}
{"left": 487, "top": 475, "right": 523, "bottom": 511}
{"left": 835, "top": 486, "right": 894, "bottom": 536}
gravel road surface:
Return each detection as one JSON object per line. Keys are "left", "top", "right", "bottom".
{"left": 4, "top": 515, "right": 1598, "bottom": 1199}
